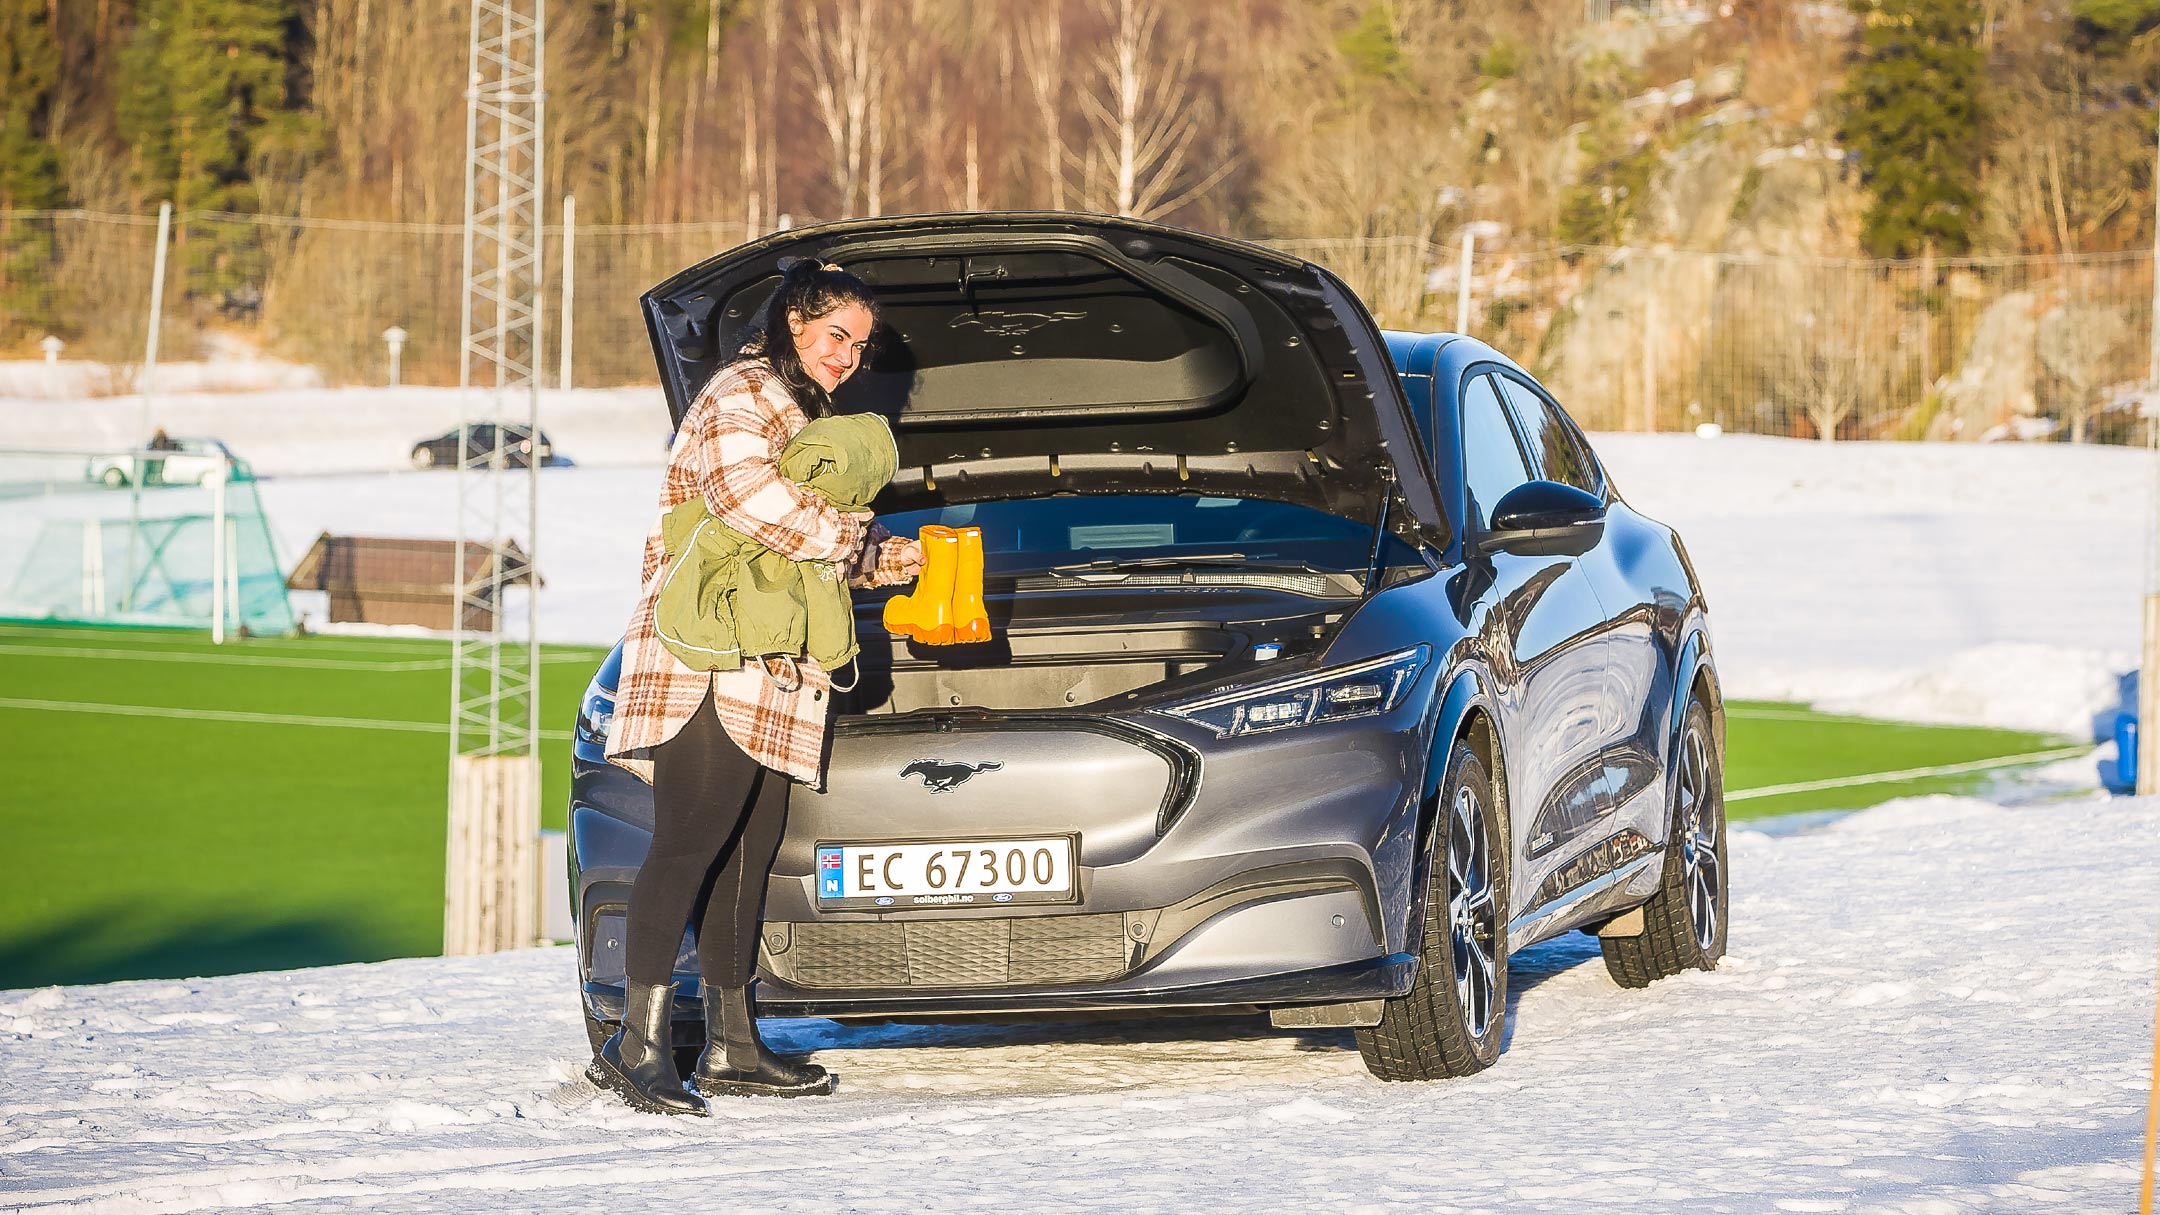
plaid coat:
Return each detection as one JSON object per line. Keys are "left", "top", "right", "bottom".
{"left": 607, "top": 358, "right": 913, "bottom": 789}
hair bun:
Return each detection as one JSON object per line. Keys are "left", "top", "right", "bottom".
{"left": 776, "top": 254, "right": 841, "bottom": 277}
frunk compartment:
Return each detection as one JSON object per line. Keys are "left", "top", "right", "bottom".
{"left": 833, "top": 622, "right": 1237, "bottom": 715}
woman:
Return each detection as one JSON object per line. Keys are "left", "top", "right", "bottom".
{"left": 593, "top": 258, "right": 922, "bottom": 1116}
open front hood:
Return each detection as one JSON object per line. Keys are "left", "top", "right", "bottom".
{"left": 641, "top": 212, "right": 1446, "bottom": 546}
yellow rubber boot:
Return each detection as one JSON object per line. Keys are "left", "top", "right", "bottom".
{"left": 883, "top": 525, "right": 958, "bottom": 644}
{"left": 950, "top": 526, "right": 991, "bottom": 644}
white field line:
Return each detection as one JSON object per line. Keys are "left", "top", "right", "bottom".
{"left": 0, "top": 696, "right": 574, "bottom": 742}
{"left": 0, "top": 643, "right": 450, "bottom": 671}
{"left": 0, "top": 634, "right": 601, "bottom": 667}
{"left": 1724, "top": 745, "right": 2093, "bottom": 801}
{"left": 0, "top": 622, "right": 458, "bottom": 650}
{"left": 0, "top": 695, "right": 2087, "bottom": 804}
{"left": 1726, "top": 705, "right": 2000, "bottom": 729}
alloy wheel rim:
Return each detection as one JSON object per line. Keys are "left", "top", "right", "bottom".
{"left": 1676, "top": 722, "right": 1722, "bottom": 953}
{"left": 1447, "top": 781, "right": 1498, "bottom": 1039}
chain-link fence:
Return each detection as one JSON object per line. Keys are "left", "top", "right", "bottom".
{"left": 5, "top": 209, "right": 2153, "bottom": 444}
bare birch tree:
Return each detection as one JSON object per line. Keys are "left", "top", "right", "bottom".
{"left": 1017, "top": 3, "right": 1067, "bottom": 210}
{"left": 799, "top": 0, "right": 888, "bottom": 216}
{"left": 2037, "top": 294, "right": 2133, "bottom": 443}
{"left": 1073, "top": 0, "right": 1230, "bottom": 220}
{"left": 1771, "top": 266, "right": 1906, "bottom": 442}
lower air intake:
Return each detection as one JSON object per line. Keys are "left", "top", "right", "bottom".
{"left": 769, "top": 913, "right": 1130, "bottom": 989}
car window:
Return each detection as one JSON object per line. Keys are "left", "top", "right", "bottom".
{"left": 1400, "top": 374, "right": 1437, "bottom": 455}
{"left": 875, "top": 493, "right": 1420, "bottom": 576}
{"left": 1498, "top": 377, "right": 1599, "bottom": 494}
{"left": 1459, "top": 374, "right": 1532, "bottom": 532}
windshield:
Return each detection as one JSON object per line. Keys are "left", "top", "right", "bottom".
{"left": 876, "top": 494, "right": 1421, "bottom": 576}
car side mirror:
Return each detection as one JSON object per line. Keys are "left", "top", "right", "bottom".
{"left": 1479, "top": 480, "right": 1606, "bottom": 557}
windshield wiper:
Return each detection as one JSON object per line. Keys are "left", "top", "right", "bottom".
{"left": 1047, "top": 553, "right": 1253, "bottom": 577}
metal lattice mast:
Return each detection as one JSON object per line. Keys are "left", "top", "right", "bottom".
{"left": 446, "top": 0, "right": 546, "bottom": 954}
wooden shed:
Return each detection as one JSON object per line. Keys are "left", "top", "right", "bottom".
{"left": 285, "top": 534, "right": 540, "bottom": 632}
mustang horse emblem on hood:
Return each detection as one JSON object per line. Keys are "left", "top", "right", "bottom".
{"left": 900, "top": 759, "right": 1004, "bottom": 793}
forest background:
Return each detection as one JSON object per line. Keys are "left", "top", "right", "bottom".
{"left": 5, "top": 0, "right": 2160, "bottom": 440}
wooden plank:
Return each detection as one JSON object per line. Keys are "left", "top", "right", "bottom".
{"left": 446, "top": 754, "right": 542, "bottom": 955}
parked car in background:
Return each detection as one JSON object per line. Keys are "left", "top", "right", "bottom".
{"left": 569, "top": 213, "right": 1727, "bottom": 1084}
{"left": 88, "top": 437, "right": 247, "bottom": 488}
{"left": 410, "top": 423, "right": 555, "bottom": 470}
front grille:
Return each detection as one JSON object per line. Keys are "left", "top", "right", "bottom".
{"left": 773, "top": 913, "right": 1130, "bottom": 989}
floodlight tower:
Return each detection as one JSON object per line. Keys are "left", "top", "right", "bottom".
{"left": 446, "top": 0, "right": 546, "bottom": 953}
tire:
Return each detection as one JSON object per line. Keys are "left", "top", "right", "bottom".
{"left": 584, "top": 1012, "right": 612, "bottom": 1056}
{"left": 100, "top": 466, "right": 128, "bottom": 488}
{"left": 410, "top": 444, "right": 437, "bottom": 469}
{"left": 1601, "top": 698, "right": 1728, "bottom": 988}
{"left": 1356, "top": 737, "right": 1509, "bottom": 1081}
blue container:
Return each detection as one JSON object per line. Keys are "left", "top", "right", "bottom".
{"left": 2115, "top": 713, "right": 2139, "bottom": 794}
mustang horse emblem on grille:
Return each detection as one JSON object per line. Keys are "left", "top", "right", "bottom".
{"left": 900, "top": 759, "right": 1004, "bottom": 793}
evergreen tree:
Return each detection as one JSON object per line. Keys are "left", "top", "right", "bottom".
{"left": 116, "top": 0, "right": 304, "bottom": 215}
{"left": 0, "top": 0, "right": 65, "bottom": 211}
{"left": 1838, "top": 0, "right": 1989, "bottom": 257}
{"left": 0, "top": 0, "right": 66, "bottom": 350}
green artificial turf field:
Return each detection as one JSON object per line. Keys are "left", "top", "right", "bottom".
{"left": 0, "top": 625, "right": 2079, "bottom": 989}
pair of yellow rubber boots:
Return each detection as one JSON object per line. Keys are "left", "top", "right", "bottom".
{"left": 884, "top": 525, "right": 991, "bottom": 645}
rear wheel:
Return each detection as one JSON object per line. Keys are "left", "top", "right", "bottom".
{"left": 1356, "top": 737, "right": 1508, "bottom": 1081}
{"left": 410, "top": 444, "right": 436, "bottom": 469}
{"left": 1601, "top": 698, "right": 1727, "bottom": 988}
{"left": 100, "top": 466, "right": 128, "bottom": 488}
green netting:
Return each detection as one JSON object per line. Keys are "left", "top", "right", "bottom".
{"left": 0, "top": 447, "right": 296, "bottom": 634}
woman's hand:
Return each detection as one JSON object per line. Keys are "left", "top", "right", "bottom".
{"left": 890, "top": 537, "right": 926, "bottom": 581}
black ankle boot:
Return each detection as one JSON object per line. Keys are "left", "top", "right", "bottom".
{"left": 692, "top": 983, "right": 836, "bottom": 1097}
{"left": 587, "top": 980, "right": 707, "bottom": 1116}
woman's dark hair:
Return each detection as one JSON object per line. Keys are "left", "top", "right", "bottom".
{"left": 726, "top": 256, "right": 880, "bottom": 416}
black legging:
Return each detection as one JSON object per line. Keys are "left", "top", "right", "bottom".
{"left": 621, "top": 687, "right": 790, "bottom": 990}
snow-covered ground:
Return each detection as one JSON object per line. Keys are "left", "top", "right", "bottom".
{"left": 0, "top": 385, "right": 672, "bottom": 474}
{"left": 3, "top": 792, "right": 2152, "bottom": 1212}
{"left": 6, "top": 391, "right": 2157, "bottom": 1208}
{"left": 7, "top": 386, "right": 2149, "bottom": 739}
{"left": 6, "top": 384, "right": 2149, "bottom": 738}
{"left": 1594, "top": 434, "right": 2149, "bottom": 741}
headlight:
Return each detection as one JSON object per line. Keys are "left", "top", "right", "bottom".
{"left": 575, "top": 672, "right": 616, "bottom": 748}
{"left": 1151, "top": 644, "right": 1430, "bottom": 738}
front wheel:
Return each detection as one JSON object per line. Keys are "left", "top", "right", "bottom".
{"left": 100, "top": 466, "right": 128, "bottom": 488}
{"left": 1356, "top": 737, "right": 1509, "bottom": 1081}
{"left": 1601, "top": 698, "right": 1727, "bottom": 988}
{"left": 411, "top": 445, "right": 436, "bottom": 469}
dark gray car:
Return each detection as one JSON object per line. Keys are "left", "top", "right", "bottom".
{"left": 568, "top": 213, "right": 1727, "bottom": 1081}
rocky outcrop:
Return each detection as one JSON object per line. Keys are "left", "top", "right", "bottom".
{"left": 1537, "top": 107, "right": 1867, "bottom": 433}
{"left": 1928, "top": 292, "right": 2038, "bottom": 440}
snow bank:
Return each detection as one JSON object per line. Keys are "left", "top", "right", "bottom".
{"left": 8, "top": 389, "right": 2150, "bottom": 739}
{"left": 0, "top": 386, "right": 671, "bottom": 474}
{"left": 3, "top": 793, "right": 2150, "bottom": 1211}
{"left": 1592, "top": 433, "right": 2151, "bottom": 739}
{"left": 0, "top": 358, "right": 324, "bottom": 399}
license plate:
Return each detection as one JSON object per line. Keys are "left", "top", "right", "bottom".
{"left": 815, "top": 837, "right": 1077, "bottom": 909}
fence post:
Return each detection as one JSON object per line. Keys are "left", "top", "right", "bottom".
{"left": 2141, "top": 594, "right": 2159, "bottom": 796}
{"left": 445, "top": 754, "right": 541, "bottom": 954}
{"left": 123, "top": 203, "right": 174, "bottom": 615}
{"left": 1455, "top": 228, "right": 1475, "bottom": 336}
{"left": 560, "top": 193, "right": 575, "bottom": 391}
{"left": 2142, "top": 124, "right": 2160, "bottom": 795}
{"left": 209, "top": 465, "right": 227, "bottom": 645}
{"left": 1641, "top": 288, "right": 1660, "bottom": 432}
{"left": 137, "top": 201, "right": 171, "bottom": 438}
